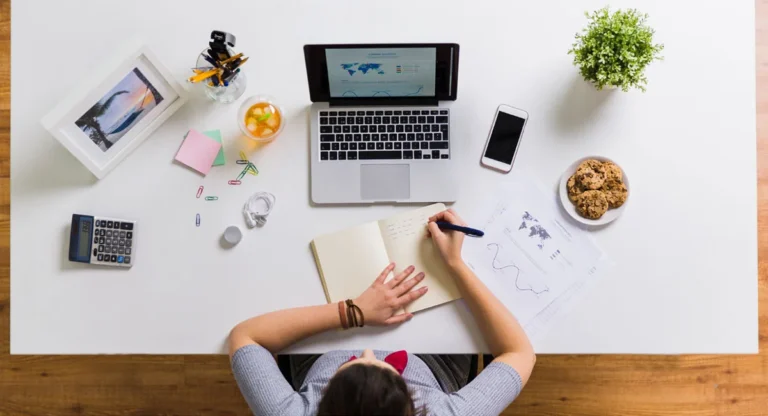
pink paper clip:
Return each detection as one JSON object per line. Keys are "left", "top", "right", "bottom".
{"left": 196, "top": 186, "right": 204, "bottom": 198}
{"left": 228, "top": 180, "right": 241, "bottom": 185}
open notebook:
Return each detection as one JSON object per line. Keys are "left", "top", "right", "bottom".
{"left": 311, "top": 204, "right": 461, "bottom": 313}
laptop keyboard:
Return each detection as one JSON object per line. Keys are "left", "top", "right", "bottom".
{"left": 318, "top": 109, "right": 450, "bottom": 161}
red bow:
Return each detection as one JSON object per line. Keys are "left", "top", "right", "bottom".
{"left": 347, "top": 350, "right": 408, "bottom": 375}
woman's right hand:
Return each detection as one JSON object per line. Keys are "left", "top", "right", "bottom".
{"left": 427, "top": 209, "right": 468, "bottom": 269}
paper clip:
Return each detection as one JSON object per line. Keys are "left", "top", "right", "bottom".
{"left": 237, "top": 167, "right": 249, "bottom": 180}
{"left": 228, "top": 180, "right": 241, "bottom": 185}
{"left": 247, "top": 163, "right": 259, "bottom": 175}
{"left": 239, "top": 151, "right": 248, "bottom": 161}
{"left": 205, "top": 196, "right": 218, "bottom": 201}
{"left": 196, "top": 213, "right": 201, "bottom": 227}
{"left": 236, "top": 160, "right": 249, "bottom": 165}
{"left": 196, "top": 186, "right": 204, "bottom": 198}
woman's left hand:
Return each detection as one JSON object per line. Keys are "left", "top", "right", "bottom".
{"left": 354, "top": 263, "right": 428, "bottom": 326}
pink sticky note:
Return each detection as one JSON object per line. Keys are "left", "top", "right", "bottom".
{"left": 175, "top": 129, "right": 222, "bottom": 175}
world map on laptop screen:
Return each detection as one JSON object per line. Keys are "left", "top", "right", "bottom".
{"left": 325, "top": 48, "right": 437, "bottom": 98}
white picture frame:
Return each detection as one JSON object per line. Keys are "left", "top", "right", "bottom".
{"left": 41, "top": 40, "right": 188, "bottom": 179}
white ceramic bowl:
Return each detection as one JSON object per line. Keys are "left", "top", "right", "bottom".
{"left": 558, "top": 156, "right": 630, "bottom": 226}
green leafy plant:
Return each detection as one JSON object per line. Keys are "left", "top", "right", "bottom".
{"left": 568, "top": 7, "right": 664, "bottom": 92}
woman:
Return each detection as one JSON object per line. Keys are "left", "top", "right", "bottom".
{"left": 229, "top": 210, "right": 536, "bottom": 415}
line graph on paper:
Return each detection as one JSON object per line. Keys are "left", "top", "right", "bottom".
{"left": 462, "top": 175, "right": 610, "bottom": 329}
{"left": 487, "top": 243, "right": 550, "bottom": 296}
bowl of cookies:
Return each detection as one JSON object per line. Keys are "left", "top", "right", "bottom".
{"left": 559, "top": 156, "right": 629, "bottom": 226}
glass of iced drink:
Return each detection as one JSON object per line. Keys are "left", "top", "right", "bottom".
{"left": 238, "top": 95, "right": 284, "bottom": 142}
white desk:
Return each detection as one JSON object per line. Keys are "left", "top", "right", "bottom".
{"left": 11, "top": 0, "right": 757, "bottom": 354}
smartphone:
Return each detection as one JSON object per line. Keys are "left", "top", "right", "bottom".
{"left": 480, "top": 105, "right": 529, "bottom": 173}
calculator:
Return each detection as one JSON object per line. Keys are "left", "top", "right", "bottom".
{"left": 69, "top": 214, "right": 135, "bottom": 267}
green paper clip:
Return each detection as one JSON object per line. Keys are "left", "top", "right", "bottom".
{"left": 205, "top": 196, "right": 218, "bottom": 201}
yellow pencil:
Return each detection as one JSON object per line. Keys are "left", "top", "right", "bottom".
{"left": 232, "top": 56, "right": 249, "bottom": 69}
{"left": 220, "top": 53, "right": 244, "bottom": 65}
{"left": 188, "top": 68, "right": 220, "bottom": 83}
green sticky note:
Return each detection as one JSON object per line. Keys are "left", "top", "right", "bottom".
{"left": 204, "top": 130, "right": 225, "bottom": 166}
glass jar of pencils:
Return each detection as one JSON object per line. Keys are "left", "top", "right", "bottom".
{"left": 194, "top": 48, "right": 247, "bottom": 104}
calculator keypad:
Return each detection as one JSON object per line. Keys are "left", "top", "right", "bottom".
{"left": 91, "top": 217, "right": 135, "bottom": 267}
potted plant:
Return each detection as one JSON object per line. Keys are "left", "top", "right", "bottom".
{"left": 569, "top": 7, "right": 664, "bottom": 92}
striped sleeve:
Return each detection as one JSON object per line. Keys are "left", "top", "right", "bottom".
{"left": 230, "top": 344, "right": 309, "bottom": 416}
{"left": 436, "top": 362, "right": 524, "bottom": 416}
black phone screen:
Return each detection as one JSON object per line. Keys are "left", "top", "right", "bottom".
{"left": 484, "top": 111, "right": 526, "bottom": 164}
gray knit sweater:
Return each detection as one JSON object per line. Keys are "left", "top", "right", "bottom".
{"left": 231, "top": 345, "right": 522, "bottom": 416}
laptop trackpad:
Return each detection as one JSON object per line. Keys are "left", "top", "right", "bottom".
{"left": 360, "top": 164, "right": 410, "bottom": 201}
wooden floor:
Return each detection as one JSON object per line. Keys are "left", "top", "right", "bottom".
{"left": 1, "top": 1, "right": 767, "bottom": 415}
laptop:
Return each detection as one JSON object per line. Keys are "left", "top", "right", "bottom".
{"left": 304, "top": 43, "right": 460, "bottom": 204}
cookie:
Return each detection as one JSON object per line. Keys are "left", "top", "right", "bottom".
{"left": 575, "top": 160, "right": 606, "bottom": 190}
{"left": 602, "top": 179, "right": 628, "bottom": 209}
{"left": 567, "top": 174, "right": 585, "bottom": 202}
{"left": 575, "top": 159, "right": 604, "bottom": 174}
{"left": 602, "top": 162, "right": 624, "bottom": 183}
{"left": 574, "top": 190, "right": 609, "bottom": 219}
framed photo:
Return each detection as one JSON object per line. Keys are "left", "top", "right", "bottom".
{"left": 42, "top": 40, "right": 188, "bottom": 179}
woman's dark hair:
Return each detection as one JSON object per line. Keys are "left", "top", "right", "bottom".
{"left": 317, "top": 363, "right": 424, "bottom": 416}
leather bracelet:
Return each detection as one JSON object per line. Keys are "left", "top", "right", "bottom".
{"left": 338, "top": 301, "right": 349, "bottom": 330}
{"left": 345, "top": 299, "right": 365, "bottom": 328}
{"left": 347, "top": 301, "right": 357, "bottom": 328}
{"left": 346, "top": 299, "right": 355, "bottom": 327}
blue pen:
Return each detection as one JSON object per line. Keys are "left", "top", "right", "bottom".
{"left": 435, "top": 221, "right": 484, "bottom": 237}
{"left": 203, "top": 54, "right": 218, "bottom": 68}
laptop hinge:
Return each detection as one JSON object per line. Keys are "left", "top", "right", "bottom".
{"left": 328, "top": 98, "right": 439, "bottom": 107}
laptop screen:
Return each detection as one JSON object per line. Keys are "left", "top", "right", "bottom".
{"left": 324, "top": 48, "right": 437, "bottom": 98}
{"left": 304, "top": 43, "right": 459, "bottom": 103}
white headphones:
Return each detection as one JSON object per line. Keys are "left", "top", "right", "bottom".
{"left": 243, "top": 192, "right": 276, "bottom": 228}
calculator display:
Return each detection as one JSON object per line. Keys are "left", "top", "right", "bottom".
{"left": 78, "top": 219, "right": 92, "bottom": 257}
